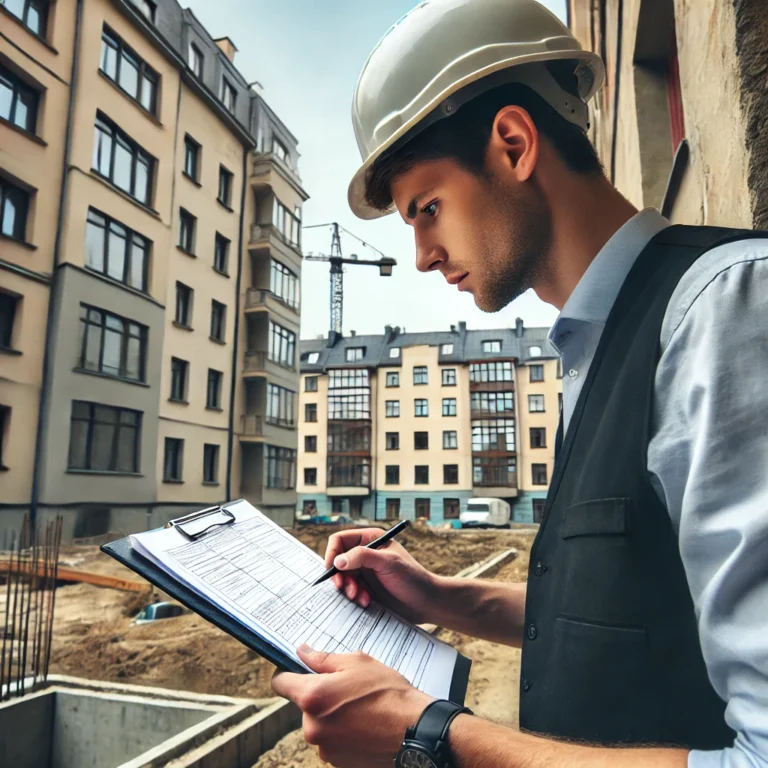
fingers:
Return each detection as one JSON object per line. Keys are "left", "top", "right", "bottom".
{"left": 324, "top": 528, "right": 386, "bottom": 568}
{"left": 334, "top": 544, "right": 394, "bottom": 576}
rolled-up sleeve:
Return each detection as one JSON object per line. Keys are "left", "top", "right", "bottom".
{"left": 648, "top": 247, "right": 768, "bottom": 768}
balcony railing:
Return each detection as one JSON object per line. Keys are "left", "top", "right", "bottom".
{"left": 252, "top": 151, "right": 304, "bottom": 188}
{"left": 471, "top": 409, "right": 516, "bottom": 420}
{"left": 469, "top": 381, "right": 516, "bottom": 392}
{"left": 244, "top": 352, "right": 267, "bottom": 372}
{"left": 473, "top": 472, "right": 518, "bottom": 488}
{"left": 245, "top": 288, "right": 299, "bottom": 314}
{"left": 241, "top": 414, "right": 263, "bottom": 436}
{"left": 249, "top": 223, "right": 301, "bottom": 255}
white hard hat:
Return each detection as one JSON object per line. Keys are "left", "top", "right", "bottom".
{"left": 348, "top": 0, "right": 605, "bottom": 220}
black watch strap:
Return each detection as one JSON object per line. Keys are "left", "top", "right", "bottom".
{"left": 413, "top": 700, "right": 472, "bottom": 762}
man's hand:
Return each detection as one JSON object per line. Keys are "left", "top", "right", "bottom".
{"left": 272, "top": 645, "right": 432, "bottom": 768}
{"left": 324, "top": 528, "right": 439, "bottom": 623}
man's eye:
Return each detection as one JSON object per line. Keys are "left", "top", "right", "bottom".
{"left": 422, "top": 201, "right": 438, "bottom": 217}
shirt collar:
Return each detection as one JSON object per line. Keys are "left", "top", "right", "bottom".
{"left": 549, "top": 208, "right": 671, "bottom": 351}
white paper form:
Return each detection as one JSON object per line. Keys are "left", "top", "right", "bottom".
{"left": 130, "top": 500, "right": 458, "bottom": 699}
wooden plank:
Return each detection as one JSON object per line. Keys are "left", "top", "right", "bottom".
{"left": 0, "top": 559, "right": 149, "bottom": 593}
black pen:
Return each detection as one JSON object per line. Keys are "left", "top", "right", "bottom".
{"left": 311, "top": 519, "right": 410, "bottom": 587}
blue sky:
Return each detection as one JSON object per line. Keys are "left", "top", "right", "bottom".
{"left": 185, "top": 0, "right": 566, "bottom": 340}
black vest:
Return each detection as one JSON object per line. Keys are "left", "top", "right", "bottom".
{"left": 519, "top": 225, "right": 763, "bottom": 748}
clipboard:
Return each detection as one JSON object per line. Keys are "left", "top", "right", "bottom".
{"left": 102, "top": 502, "right": 472, "bottom": 703}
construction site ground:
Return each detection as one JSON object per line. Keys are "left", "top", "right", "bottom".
{"left": 45, "top": 523, "right": 534, "bottom": 767}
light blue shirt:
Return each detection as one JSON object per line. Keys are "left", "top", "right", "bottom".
{"left": 549, "top": 209, "right": 768, "bottom": 768}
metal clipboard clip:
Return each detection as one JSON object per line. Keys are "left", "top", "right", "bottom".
{"left": 166, "top": 504, "right": 237, "bottom": 541}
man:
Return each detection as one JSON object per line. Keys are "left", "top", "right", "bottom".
{"left": 272, "top": 1, "right": 768, "bottom": 766}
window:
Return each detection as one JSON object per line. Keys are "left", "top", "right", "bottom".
{"left": 415, "top": 466, "right": 429, "bottom": 484}
{"left": 0, "top": 63, "right": 39, "bottom": 133}
{"left": 220, "top": 78, "right": 237, "bottom": 113}
{"left": 305, "top": 376, "right": 318, "bottom": 392}
{"left": 170, "top": 358, "right": 188, "bottom": 402}
{"left": 178, "top": 209, "right": 196, "bottom": 254}
{"left": 529, "top": 346, "right": 542, "bottom": 357}
{"left": 303, "top": 500, "right": 317, "bottom": 514}
{"left": 327, "top": 423, "right": 370, "bottom": 452}
{"left": 305, "top": 435, "right": 317, "bottom": 452}
{"left": 266, "top": 446, "right": 296, "bottom": 489}
{"left": 78, "top": 305, "right": 147, "bottom": 382}
{"left": 203, "top": 444, "right": 219, "bottom": 484}
{"left": 442, "top": 398, "right": 457, "bottom": 417}
{"left": 414, "top": 431, "right": 429, "bottom": 450}
{"left": 163, "top": 437, "right": 183, "bottom": 481}
{"left": 386, "top": 499, "right": 400, "bottom": 519}
{"left": 471, "top": 391, "right": 514, "bottom": 415}
{"left": 386, "top": 372, "right": 399, "bottom": 388}
{"left": 346, "top": 347, "right": 364, "bottom": 362}
{"left": 206, "top": 369, "right": 222, "bottom": 409}
{"left": 389, "top": 348, "right": 400, "bottom": 359}
{"left": 414, "top": 399, "right": 428, "bottom": 417}
{"left": 482, "top": 340, "right": 502, "bottom": 353}
{"left": 443, "top": 430, "right": 457, "bottom": 450}
{"left": 442, "top": 368, "right": 456, "bottom": 386}
{"left": 328, "top": 368, "right": 370, "bottom": 390}
{"left": 528, "top": 394, "right": 545, "bottom": 413}
{"left": 307, "top": 352, "right": 320, "bottom": 364}
{"left": 92, "top": 114, "right": 154, "bottom": 205}
{"left": 0, "top": 292, "right": 18, "bottom": 349}
{"left": 530, "top": 427, "right": 546, "bottom": 449}
{"left": 532, "top": 498, "right": 546, "bottom": 523}
{"left": 415, "top": 499, "right": 430, "bottom": 520}
{"left": 85, "top": 209, "right": 149, "bottom": 292}
{"left": 175, "top": 282, "right": 192, "bottom": 327}
{"left": 469, "top": 362, "right": 513, "bottom": 383}
{"left": 557, "top": 358, "right": 563, "bottom": 379}
{"left": 4, "top": 0, "right": 49, "bottom": 37}
{"left": 68, "top": 402, "right": 141, "bottom": 473}
{"left": 0, "top": 177, "right": 30, "bottom": 242}
{"left": 305, "top": 403, "right": 317, "bottom": 423}
{"left": 270, "top": 260, "right": 299, "bottom": 309}
{"left": 328, "top": 392, "right": 371, "bottom": 420}
{"left": 558, "top": 392, "right": 563, "bottom": 411}
{"left": 530, "top": 364, "right": 544, "bottom": 383}
{"left": 0, "top": 405, "right": 8, "bottom": 469}
{"left": 189, "top": 42, "right": 204, "bottom": 78}
{"left": 385, "top": 400, "right": 400, "bottom": 418}
{"left": 472, "top": 419, "right": 515, "bottom": 452}
{"left": 210, "top": 300, "right": 226, "bottom": 342}
{"left": 100, "top": 27, "right": 158, "bottom": 113}
{"left": 444, "top": 498, "right": 460, "bottom": 520}
{"left": 474, "top": 456, "right": 516, "bottom": 487}
{"left": 327, "top": 456, "right": 370, "bottom": 487}
{"left": 131, "top": 0, "right": 156, "bottom": 23}
{"left": 443, "top": 464, "right": 459, "bottom": 484}
{"left": 213, "top": 233, "right": 230, "bottom": 275}
{"left": 532, "top": 463, "right": 548, "bottom": 486}
{"left": 385, "top": 432, "right": 399, "bottom": 450}
{"left": 413, "top": 366, "right": 428, "bottom": 385}
{"left": 183, "top": 136, "right": 200, "bottom": 181}
{"left": 272, "top": 198, "right": 301, "bottom": 250}
{"left": 385, "top": 465, "right": 400, "bottom": 485}
{"left": 266, "top": 384, "right": 296, "bottom": 426}
{"left": 304, "top": 467, "right": 317, "bottom": 486}
{"left": 216, "top": 167, "right": 233, "bottom": 210}
{"left": 272, "top": 137, "right": 288, "bottom": 163}
{"left": 441, "top": 344, "right": 454, "bottom": 355}
{"left": 268, "top": 321, "right": 296, "bottom": 368}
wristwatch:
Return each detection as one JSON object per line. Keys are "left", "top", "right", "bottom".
{"left": 395, "top": 699, "right": 473, "bottom": 768}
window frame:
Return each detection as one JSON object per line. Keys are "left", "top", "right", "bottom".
{"left": 530, "top": 427, "right": 547, "bottom": 449}
{"left": 218, "top": 165, "right": 233, "bottom": 207}
{"left": 385, "top": 465, "right": 400, "bottom": 485}
{"left": 214, "top": 233, "right": 230, "bottom": 275}
{"left": 305, "top": 435, "right": 317, "bottom": 453}
{"left": 443, "top": 430, "right": 458, "bottom": 450}
{"left": 305, "top": 376, "right": 318, "bottom": 392}
{"left": 528, "top": 394, "right": 546, "bottom": 413}
{"left": 210, "top": 300, "right": 226, "bottom": 342}
{"left": 268, "top": 321, "right": 296, "bottom": 368}
{"left": 529, "top": 364, "right": 544, "bottom": 383}
{"left": 415, "top": 498, "right": 430, "bottom": 520}
{"left": 178, "top": 208, "right": 196, "bottom": 254}
{"left": 100, "top": 26, "right": 159, "bottom": 115}
{"left": 0, "top": 291, "right": 19, "bottom": 349}
{"left": 0, "top": 176, "right": 31, "bottom": 242}
{"left": 189, "top": 42, "right": 204, "bottom": 78}
{"left": 163, "top": 437, "right": 184, "bottom": 482}
{"left": 270, "top": 259, "right": 299, "bottom": 310}
{"left": 532, "top": 463, "right": 548, "bottom": 486}
{"left": 174, "top": 282, "right": 193, "bottom": 327}
{"left": 170, "top": 357, "right": 188, "bottom": 402}
{"left": 385, "top": 498, "right": 401, "bottom": 519}
{"left": 266, "top": 383, "right": 296, "bottom": 427}
{"left": 304, "top": 467, "right": 318, "bottom": 486}
{"left": 385, "top": 432, "right": 399, "bottom": 450}
{"left": 442, "top": 368, "right": 456, "bottom": 386}
{"left": 206, "top": 368, "right": 223, "bottom": 409}
{"left": 183, "top": 135, "right": 200, "bottom": 182}
{"left": 414, "top": 465, "right": 429, "bottom": 485}
{"left": 414, "top": 431, "right": 429, "bottom": 450}
{"left": 440, "top": 343, "right": 454, "bottom": 355}
{"left": 68, "top": 401, "right": 142, "bottom": 474}
{"left": 443, "top": 464, "right": 459, "bottom": 484}
{"left": 444, "top": 498, "right": 460, "bottom": 520}
{"left": 305, "top": 403, "right": 318, "bottom": 423}
{"left": 265, "top": 446, "right": 297, "bottom": 490}
{"left": 345, "top": 347, "right": 364, "bottom": 362}
{"left": 442, "top": 398, "right": 457, "bottom": 417}
{"left": 469, "top": 361, "right": 513, "bottom": 383}
{"left": 4, "top": 0, "right": 50, "bottom": 40}
{"left": 203, "top": 443, "right": 219, "bottom": 484}
{"left": 386, "top": 371, "right": 400, "bottom": 388}
{"left": 413, "top": 366, "right": 428, "bottom": 385}
{"left": 220, "top": 76, "right": 237, "bottom": 113}
{"left": 385, "top": 400, "right": 400, "bottom": 418}
{"left": 0, "top": 63, "right": 40, "bottom": 134}
{"left": 482, "top": 340, "right": 502, "bottom": 354}
{"left": 414, "top": 399, "right": 428, "bottom": 418}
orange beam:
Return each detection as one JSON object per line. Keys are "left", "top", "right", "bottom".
{"left": 0, "top": 559, "right": 149, "bottom": 593}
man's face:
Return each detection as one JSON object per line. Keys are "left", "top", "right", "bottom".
{"left": 391, "top": 157, "right": 552, "bottom": 312}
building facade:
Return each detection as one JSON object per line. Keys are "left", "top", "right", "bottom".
{"left": 0, "top": 0, "right": 306, "bottom": 543}
{"left": 568, "top": 0, "right": 768, "bottom": 229}
{"left": 298, "top": 321, "right": 562, "bottom": 525}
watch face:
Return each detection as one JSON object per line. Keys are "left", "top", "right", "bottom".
{"left": 399, "top": 747, "right": 439, "bottom": 768}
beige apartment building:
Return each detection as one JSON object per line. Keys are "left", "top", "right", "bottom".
{"left": 0, "top": 0, "right": 306, "bottom": 543}
{"left": 298, "top": 321, "right": 562, "bottom": 525}
{"left": 567, "top": 0, "right": 768, "bottom": 229}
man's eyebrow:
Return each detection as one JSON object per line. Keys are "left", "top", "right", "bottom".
{"left": 406, "top": 188, "right": 437, "bottom": 220}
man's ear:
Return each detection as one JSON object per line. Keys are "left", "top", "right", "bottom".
{"left": 486, "top": 105, "right": 539, "bottom": 183}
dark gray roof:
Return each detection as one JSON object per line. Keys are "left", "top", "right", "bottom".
{"left": 299, "top": 320, "right": 559, "bottom": 373}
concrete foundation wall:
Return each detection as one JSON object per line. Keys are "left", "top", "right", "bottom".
{"left": 0, "top": 691, "right": 52, "bottom": 768}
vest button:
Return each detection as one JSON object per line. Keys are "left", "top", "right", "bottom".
{"left": 527, "top": 624, "right": 538, "bottom": 640}
{"left": 522, "top": 679, "right": 532, "bottom": 693}
{"left": 535, "top": 561, "right": 545, "bottom": 576}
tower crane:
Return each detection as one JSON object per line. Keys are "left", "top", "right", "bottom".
{"left": 303, "top": 222, "right": 396, "bottom": 338}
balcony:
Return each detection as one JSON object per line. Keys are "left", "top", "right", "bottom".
{"left": 244, "top": 288, "right": 299, "bottom": 328}
{"left": 469, "top": 380, "right": 516, "bottom": 393}
{"left": 326, "top": 458, "right": 371, "bottom": 496}
{"left": 471, "top": 410, "right": 516, "bottom": 420}
{"left": 240, "top": 413, "right": 297, "bottom": 449}
{"left": 248, "top": 223, "right": 302, "bottom": 271}
{"left": 242, "top": 352, "right": 298, "bottom": 390}
{"left": 251, "top": 151, "right": 308, "bottom": 201}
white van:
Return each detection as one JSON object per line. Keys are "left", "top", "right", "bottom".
{"left": 460, "top": 498, "right": 511, "bottom": 529}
